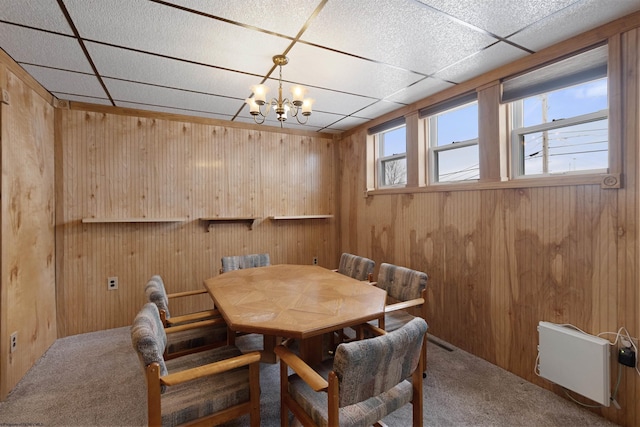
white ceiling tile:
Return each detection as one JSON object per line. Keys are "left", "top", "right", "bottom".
{"left": 385, "top": 78, "right": 455, "bottom": 105}
{"left": 419, "top": 0, "right": 576, "bottom": 37}
{"left": 0, "top": 0, "right": 73, "bottom": 34}
{"left": 22, "top": 64, "right": 106, "bottom": 98}
{"left": 86, "top": 42, "right": 259, "bottom": 98}
{"left": 353, "top": 101, "right": 407, "bottom": 120}
{"left": 115, "top": 101, "right": 230, "bottom": 121}
{"left": 104, "top": 78, "right": 244, "bottom": 118}
{"left": 284, "top": 43, "right": 424, "bottom": 99}
{"left": 64, "top": 0, "right": 291, "bottom": 75}
{"left": 0, "top": 23, "right": 92, "bottom": 72}
{"left": 509, "top": 0, "right": 640, "bottom": 51}
{"left": 52, "top": 92, "right": 112, "bottom": 106}
{"left": 434, "top": 42, "right": 530, "bottom": 84}
{"left": 323, "top": 116, "right": 370, "bottom": 132}
{"left": 161, "top": 0, "right": 323, "bottom": 38}
{"left": 300, "top": 0, "right": 497, "bottom": 75}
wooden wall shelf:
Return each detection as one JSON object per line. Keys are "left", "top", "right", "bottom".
{"left": 199, "top": 216, "right": 261, "bottom": 231}
{"left": 82, "top": 217, "right": 188, "bottom": 223}
{"left": 268, "top": 215, "right": 334, "bottom": 220}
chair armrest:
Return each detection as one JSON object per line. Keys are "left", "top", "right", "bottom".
{"left": 167, "top": 288, "right": 208, "bottom": 299}
{"left": 331, "top": 269, "right": 338, "bottom": 272}
{"left": 165, "top": 316, "right": 227, "bottom": 334}
{"left": 385, "top": 297, "right": 424, "bottom": 313}
{"left": 166, "top": 309, "right": 221, "bottom": 326}
{"left": 274, "top": 345, "right": 328, "bottom": 392}
{"left": 359, "top": 323, "right": 387, "bottom": 337}
{"left": 161, "top": 351, "right": 261, "bottom": 386}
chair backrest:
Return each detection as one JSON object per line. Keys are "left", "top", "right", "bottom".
{"left": 377, "top": 263, "right": 428, "bottom": 302}
{"left": 333, "top": 317, "right": 427, "bottom": 407}
{"left": 221, "top": 253, "right": 271, "bottom": 273}
{"left": 144, "top": 275, "right": 171, "bottom": 319}
{"left": 131, "top": 303, "right": 168, "bottom": 379}
{"left": 337, "top": 253, "right": 375, "bottom": 281}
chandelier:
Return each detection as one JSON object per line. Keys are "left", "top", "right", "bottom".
{"left": 245, "top": 55, "right": 313, "bottom": 127}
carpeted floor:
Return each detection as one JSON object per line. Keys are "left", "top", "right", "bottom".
{"left": 0, "top": 327, "right": 618, "bottom": 426}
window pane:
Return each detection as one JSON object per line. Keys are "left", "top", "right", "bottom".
{"left": 522, "top": 118, "right": 608, "bottom": 175}
{"left": 436, "top": 145, "right": 479, "bottom": 182}
{"left": 381, "top": 126, "right": 406, "bottom": 156}
{"left": 436, "top": 102, "right": 478, "bottom": 146}
{"left": 523, "top": 78, "right": 607, "bottom": 127}
{"left": 381, "top": 157, "right": 407, "bottom": 186}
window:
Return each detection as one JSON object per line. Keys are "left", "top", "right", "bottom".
{"left": 505, "top": 44, "right": 608, "bottom": 177}
{"left": 377, "top": 125, "right": 407, "bottom": 187}
{"left": 420, "top": 93, "right": 479, "bottom": 183}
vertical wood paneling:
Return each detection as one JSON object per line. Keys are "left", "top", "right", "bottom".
{"left": 0, "top": 70, "right": 56, "bottom": 398}
{"left": 337, "top": 27, "right": 640, "bottom": 427}
{"left": 56, "top": 109, "right": 336, "bottom": 337}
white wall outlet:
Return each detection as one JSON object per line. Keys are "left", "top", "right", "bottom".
{"left": 108, "top": 277, "right": 118, "bottom": 290}
{"left": 313, "top": 257, "right": 318, "bottom": 265}
{"left": 10, "top": 332, "right": 17, "bottom": 353}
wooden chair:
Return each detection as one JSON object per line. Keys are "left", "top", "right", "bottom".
{"left": 145, "top": 275, "right": 218, "bottom": 327}
{"left": 145, "top": 275, "right": 228, "bottom": 358}
{"left": 219, "top": 253, "right": 272, "bottom": 347}
{"left": 371, "top": 263, "right": 428, "bottom": 374}
{"left": 275, "top": 318, "right": 427, "bottom": 427}
{"left": 334, "top": 252, "right": 375, "bottom": 282}
{"left": 331, "top": 253, "right": 375, "bottom": 349}
{"left": 131, "top": 303, "right": 261, "bottom": 427}
{"left": 220, "top": 253, "right": 271, "bottom": 274}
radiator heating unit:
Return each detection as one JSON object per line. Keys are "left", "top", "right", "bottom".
{"left": 537, "top": 321, "right": 610, "bottom": 406}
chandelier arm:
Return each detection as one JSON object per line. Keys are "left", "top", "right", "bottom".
{"left": 294, "top": 114, "right": 309, "bottom": 125}
{"left": 252, "top": 114, "right": 266, "bottom": 125}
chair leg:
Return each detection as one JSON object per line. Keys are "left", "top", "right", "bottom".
{"left": 422, "top": 335, "right": 427, "bottom": 377}
{"left": 279, "top": 359, "right": 289, "bottom": 427}
{"left": 146, "top": 363, "right": 163, "bottom": 427}
{"left": 412, "top": 349, "right": 424, "bottom": 427}
{"left": 249, "top": 362, "right": 260, "bottom": 427}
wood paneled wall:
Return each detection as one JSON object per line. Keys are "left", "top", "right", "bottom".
{"left": 0, "top": 67, "right": 56, "bottom": 399}
{"left": 337, "top": 26, "right": 640, "bottom": 427}
{"left": 55, "top": 108, "right": 337, "bottom": 337}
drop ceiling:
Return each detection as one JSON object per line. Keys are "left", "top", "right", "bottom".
{"left": 1, "top": 0, "right": 639, "bottom": 133}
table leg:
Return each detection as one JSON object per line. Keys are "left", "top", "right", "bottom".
{"left": 260, "top": 335, "right": 278, "bottom": 364}
{"left": 300, "top": 335, "right": 324, "bottom": 366}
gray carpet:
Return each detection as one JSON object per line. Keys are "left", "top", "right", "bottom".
{"left": 0, "top": 327, "right": 617, "bottom": 426}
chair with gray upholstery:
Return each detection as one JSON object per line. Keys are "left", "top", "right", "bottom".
{"left": 335, "top": 253, "right": 375, "bottom": 282}
{"left": 275, "top": 317, "right": 427, "bottom": 427}
{"left": 145, "top": 275, "right": 227, "bottom": 358}
{"left": 131, "top": 303, "right": 261, "bottom": 427}
{"left": 331, "top": 253, "right": 375, "bottom": 349}
{"left": 220, "top": 253, "right": 271, "bottom": 273}
{"left": 373, "top": 263, "right": 429, "bottom": 373}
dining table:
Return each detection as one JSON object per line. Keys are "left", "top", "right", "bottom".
{"left": 203, "top": 264, "right": 387, "bottom": 365}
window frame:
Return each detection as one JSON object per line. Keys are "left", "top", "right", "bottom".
{"left": 426, "top": 99, "right": 479, "bottom": 184}
{"left": 376, "top": 124, "right": 407, "bottom": 188}
{"left": 511, "top": 106, "right": 609, "bottom": 178}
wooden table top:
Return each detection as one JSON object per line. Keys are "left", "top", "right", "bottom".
{"left": 203, "top": 264, "right": 387, "bottom": 340}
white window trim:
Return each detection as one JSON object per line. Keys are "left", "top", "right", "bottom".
{"left": 376, "top": 125, "right": 407, "bottom": 188}
{"left": 511, "top": 108, "right": 609, "bottom": 178}
{"left": 427, "top": 99, "right": 479, "bottom": 183}
{"left": 378, "top": 153, "right": 407, "bottom": 187}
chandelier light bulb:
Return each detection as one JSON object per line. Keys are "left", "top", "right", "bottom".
{"left": 247, "top": 54, "right": 313, "bottom": 127}
{"left": 245, "top": 97, "right": 260, "bottom": 115}
{"left": 301, "top": 98, "right": 314, "bottom": 116}
{"left": 290, "top": 86, "right": 306, "bottom": 106}
{"left": 251, "top": 84, "right": 268, "bottom": 105}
